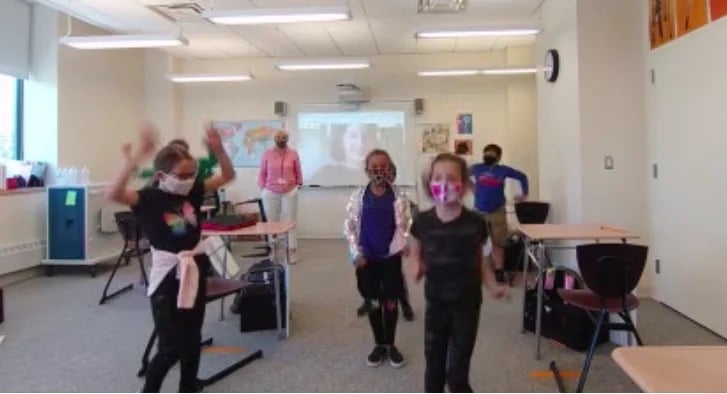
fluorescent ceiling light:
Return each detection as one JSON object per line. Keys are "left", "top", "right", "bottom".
{"left": 416, "top": 28, "right": 540, "bottom": 39}
{"left": 204, "top": 7, "right": 350, "bottom": 25}
{"left": 59, "top": 34, "right": 188, "bottom": 49}
{"left": 276, "top": 59, "right": 370, "bottom": 71}
{"left": 481, "top": 68, "right": 537, "bottom": 75}
{"left": 166, "top": 74, "right": 253, "bottom": 83}
{"left": 418, "top": 69, "right": 479, "bottom": 76}
{"left": 418, "top": 68, "right": 537, "bottom": 76}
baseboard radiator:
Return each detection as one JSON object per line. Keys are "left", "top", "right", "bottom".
{"left": 0, "top": 240, "right": 46, "bottom": 276}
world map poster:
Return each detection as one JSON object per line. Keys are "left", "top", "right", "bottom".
{"left": 212, "top": 120, "right": 284, "bottom": 168}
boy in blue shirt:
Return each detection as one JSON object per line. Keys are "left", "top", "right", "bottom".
{"left": 469, "top": 144, "right": 529, "bottom": 283}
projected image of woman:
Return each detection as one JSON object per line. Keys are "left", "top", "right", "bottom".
{"left": 308, "top": 123, "right": 378, "bottom": 185}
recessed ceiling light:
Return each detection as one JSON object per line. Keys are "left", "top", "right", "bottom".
{"left": 204, "top": 7, "right": 350, "bottom": 25}
{"left": 416, "top": 28, "right": 540, "bottom": 39}
{"left": 480, "top": 68, "right": 537, "bottom": 75}
{"left": 59, "top": 34, "right": 188, "bottom": 49}
{"left": 417, "top": 68, "right": 537, "bottom": 76}
{"left": 276, "top": 59, "right": 370, "bottom": 71}
{"left": 418, "top": 69, "right": 479, "bottom": 76}
{"left": 166, "top": 73, "right": 254, "bottom": 83}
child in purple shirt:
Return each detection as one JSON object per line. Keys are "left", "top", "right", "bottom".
{"left": 344, "top": 149, "right": 411, "bottom": 368}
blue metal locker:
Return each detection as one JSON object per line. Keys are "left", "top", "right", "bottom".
{"left": 48, "top": 187, "right": 85, "bottom": 260}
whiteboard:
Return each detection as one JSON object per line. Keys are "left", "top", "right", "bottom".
{"left": 297, "top": 106, "right": 416, "bottom": 186}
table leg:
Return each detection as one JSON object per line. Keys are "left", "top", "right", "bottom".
{"left": 521, "top": 237, "right": 531, "bottom": 334}
{"left": 285, "top": 231, "right": 291, "bottom": 339}
{"left": 220, "top": 236, "right": 229, "bottom": 321}
{"left": 535, "top": 241, "right": 545, "bottom": 360}
{"left": 273, "top": 233, "right": 285, "bottom": 340}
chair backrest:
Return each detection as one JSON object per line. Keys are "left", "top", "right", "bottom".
{"left": 114, "top": 211, "right": 144, "bottom": 244}
{"left": 576, "top": 243, "right": 648, "bottom": 299}
{"left": 256, "top": 198, "right": 267, "bottom": 222}
{"left": 515, "top": 201, "right": 550, "bottom": 224}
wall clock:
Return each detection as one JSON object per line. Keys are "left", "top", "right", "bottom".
{"left": 544, "top": 49, "right": 560, "bottom": 83}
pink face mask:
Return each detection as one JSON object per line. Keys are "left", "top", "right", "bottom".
{"left": 429, "top": 180, "right": 462, "bottom": 204}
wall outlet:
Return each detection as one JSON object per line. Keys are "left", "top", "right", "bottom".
{"left": 604, "top": 156, "right": 614, "bottom": 170}
{"left": 655, "top": 259, "right": 660, "bottom": 274}
{"left": 652, "top": 164, "right": 659, "bottom": 179}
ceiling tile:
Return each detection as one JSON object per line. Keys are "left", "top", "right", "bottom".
{"left": 231, "top": 26, "right": 305, "bottom": 57}
{"left": 453, "top": 37, "right": 498, "bottom": 52}
{"left": 324, "top": 20, "right": 378, "bottom": 56}
{"left": 278, "top": 23, "right": 341, "bottom": 57}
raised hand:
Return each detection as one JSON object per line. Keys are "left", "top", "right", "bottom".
{"left": 137, "top": 122, "right": 158, "bottom": 158}
{"left": 205, "top": 123, "right": 224, "bottom": 153}
{"left": 121, "top": 143, "right": 132, "bottom": 160}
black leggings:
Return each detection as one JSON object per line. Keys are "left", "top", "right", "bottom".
{"left": 142, "top": 266, "right": 207, "bottom": 393}
{"left": 424, "top": 300, "right": 481, "bottom": 393}
{"left": 356, "top": 255, "right": 404, "bottom": 345}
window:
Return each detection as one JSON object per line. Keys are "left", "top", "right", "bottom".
{"left": 0, "top": 73, "right": 23, "bottom": 160}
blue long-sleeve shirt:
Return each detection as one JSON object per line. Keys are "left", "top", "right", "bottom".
{"left": 470, "top": 163, "right": 529, "bottom": 213}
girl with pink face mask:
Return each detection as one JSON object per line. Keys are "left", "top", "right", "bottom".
{"left": 409, "top": 153, "right": 509, "bottom": 393}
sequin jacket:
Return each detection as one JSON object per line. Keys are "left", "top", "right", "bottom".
{"left": 343, "top": 184, "right": 412, "bottom": 264}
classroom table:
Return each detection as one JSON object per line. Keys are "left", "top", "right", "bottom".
{"left": 201, "top": 205, "right": 215, "bottom": 218}
{"left": 517, "top": 224, "right": 639, "bottom": 360}
{"left": 612, "top": 346, "right": 727, "bottom": 392}
{"left": 202, "top": 221, "right": 295, "bottom": 339}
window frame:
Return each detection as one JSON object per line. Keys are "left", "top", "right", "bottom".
{"left": 14, "top": 78, "right": 23, "bottom": 160}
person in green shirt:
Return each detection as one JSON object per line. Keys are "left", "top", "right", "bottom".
{"left": 135, "top": 139, "right": 218, "bottom": 181}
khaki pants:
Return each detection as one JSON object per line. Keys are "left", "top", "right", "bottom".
{"left": 482, "top": 206, "right": 508, "bottom": 247}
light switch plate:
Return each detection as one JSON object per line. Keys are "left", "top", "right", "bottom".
{"left": 604, "top": 156, "right": 614, "bottom": 170}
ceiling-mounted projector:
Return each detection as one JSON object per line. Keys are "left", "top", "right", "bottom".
{"left": 336, "top": 83, "right": 369, "bottom": 104}
{"left": 417, "top": 0, "right": 467, "bottom": 14}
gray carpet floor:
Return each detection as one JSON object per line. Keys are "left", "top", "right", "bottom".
{"left": 0, "top": 239, "right": 723, "bottom": 392}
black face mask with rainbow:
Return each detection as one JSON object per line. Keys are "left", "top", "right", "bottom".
{"left": 367, "top": 168, "right": 392, "bottom": 185}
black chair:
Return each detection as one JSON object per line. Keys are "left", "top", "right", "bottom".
{"left": 99, "top": 211, "right": 150, "bottom": 305}
{"left": 203, "top": 190, "right": 221, "bottom": 217}
{"left": 138, "top": 277, "right": 263, "bottom": 388}
{"left": 558, "top": 243, "right": 648, "bottom": 393}
{"left": 514, "top": 201, "right": 550, "bottom": 224}
{"left": 509, "top": 202, "right": 551, "bottom": 285}
{"left": 233, "top": 198, "right": 271, "bottom": 259}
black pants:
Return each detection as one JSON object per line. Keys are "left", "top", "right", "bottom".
{"left": 356, "top": 255, "right": 404, "bottom": 345}
{"left": 142, "top": 264, "right": 207, "bottom": 393}
{"left": 424, "top": 300, "right": 481, "bottom": 393}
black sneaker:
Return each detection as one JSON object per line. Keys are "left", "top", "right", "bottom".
{"left": 367, "top": 346, "right": 387, "bottom": 367}
{"left": 401, "top": 302, "right": 415, "bottom": 321}
{"left": 388, "top": 346, "right": 406, "bottom": 368}
{"left": 357, "top": 300, "right": 373, "bottom": 317}
{"left": 495, "top": 269, "right": 507, "bottom": 284}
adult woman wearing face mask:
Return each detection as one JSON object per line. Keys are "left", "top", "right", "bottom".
{"left": 258, "top": 130, "right": 303, "bottom": 263}
{"left": 469, "top": 144, "right": 529, "bottom": 284}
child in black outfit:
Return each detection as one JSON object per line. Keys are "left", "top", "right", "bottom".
{"left": 107, "top": 123, "right": 235, "bottom": 392}
{"left": 409, "top": 153, "right": 509, "bottom": 393}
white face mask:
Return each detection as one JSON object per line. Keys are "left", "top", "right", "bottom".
{"left": 159, "top": 174, "right": 195, "bottom": 196}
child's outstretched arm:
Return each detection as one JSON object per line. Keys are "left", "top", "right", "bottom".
{"left": 106, "top": 124, "right": 157, "bottom": 206}
{"left": 343, "top": 189, "right": 364, "bottom": 265}
{"left": 203, "top": 124, "right": 236, "bottom": 193}
{"left": 409, "top": 237, "right": 425, "bottom": 283}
